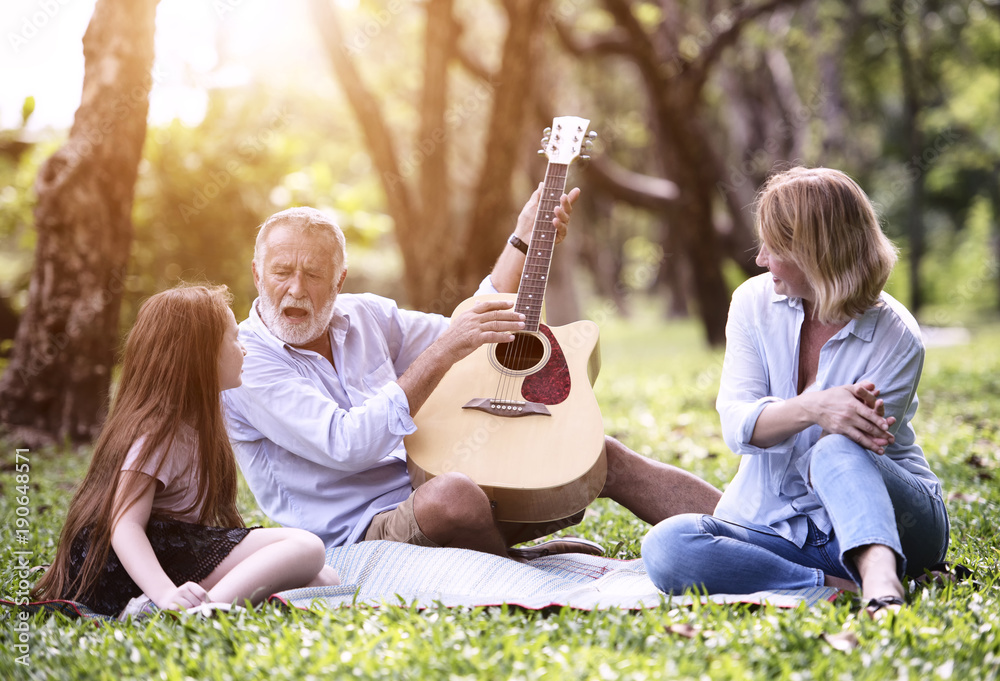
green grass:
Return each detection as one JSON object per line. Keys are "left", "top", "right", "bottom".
{"left": 2, "top": 313, "right": 999, "bottom": 680}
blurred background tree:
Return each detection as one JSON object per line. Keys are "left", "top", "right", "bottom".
{"left": 0, "top": 0, "right": 159, "bottom": 446}
{"left": 1, "top": 0, "right": 997, "bottom": 444}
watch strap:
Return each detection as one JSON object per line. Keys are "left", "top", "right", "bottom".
{"left": 508, "top": 234, "right": 529, "bottom": 255}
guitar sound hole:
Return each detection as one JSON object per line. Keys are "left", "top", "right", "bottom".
{"left": 494, "top": 332, "right": 547, "bottom": 372}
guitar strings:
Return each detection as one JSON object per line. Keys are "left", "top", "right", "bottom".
{"left": 494, "top": 163, "right": 567, "bottom": 408}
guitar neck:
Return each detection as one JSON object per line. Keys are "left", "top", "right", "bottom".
{"left": 515, "top": 162, "right": 569, "bottom": 331}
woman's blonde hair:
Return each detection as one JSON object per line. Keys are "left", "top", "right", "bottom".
{"left": 755, "top": 166, "right": 898, "bottom": 323}
{"left": 32, "top": 284, "right": 243, "bottom": 603}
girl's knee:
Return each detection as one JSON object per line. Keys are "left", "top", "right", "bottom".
{"left": 314, "top": 565, "right": 340, "bottom": 587}
{"left": 279, "top": 528, "right": 328, "bottom": 573}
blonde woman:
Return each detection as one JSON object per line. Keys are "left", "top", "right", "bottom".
{"left": 641, "top": 167, "right": 948, "bottom": 618}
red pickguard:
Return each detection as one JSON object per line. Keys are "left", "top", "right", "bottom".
{"left": 521, "top": 324, "right": 571, "bottom": 405}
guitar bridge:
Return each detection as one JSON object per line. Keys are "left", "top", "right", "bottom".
{"left": 462, "top": 398, "right": 551, "bottom": 417}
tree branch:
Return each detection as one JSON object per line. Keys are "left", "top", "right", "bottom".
{"left": 419, "top": 0, "right": 455, "bottom": 235}
{"left": 552, "top": 20, "right": 635, "bottom": 58}
{"left": 584, "top": 156, "right": 679, "bottom": 212}
{"left": 308, "top": 0, "right": 417, "bottom": 239}
{"left": 599, "top": 0, "right": 663, "bottom": 82}
{"left": 691, "top": 0, "right": 807, "bottom": 91}
{"left": 452, "top": 16, "right": 495, "bottom": 82}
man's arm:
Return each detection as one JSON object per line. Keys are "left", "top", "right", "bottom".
{"left": 397, "top": 299, "right": 524, "bottom": 416}
{"left": 487, "top": 183, "right": 581, "bottom": 294}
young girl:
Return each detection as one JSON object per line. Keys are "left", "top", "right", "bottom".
{"left": 32, "top": 285, "right": 339, "bottom": 617}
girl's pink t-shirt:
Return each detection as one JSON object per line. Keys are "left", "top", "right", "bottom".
{"left": 121, "top": 424, "right": 204, "bottom": 523}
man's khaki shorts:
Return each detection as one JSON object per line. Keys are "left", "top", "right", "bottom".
{"left": 362, "top": 491, "right": 438, "bottom": 547}
{"left": 362, "top": 488, "right": 586, "bottom": 548}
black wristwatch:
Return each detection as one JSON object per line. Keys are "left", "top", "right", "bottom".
{"left": 508, "top": 234, "right": 529, "bottom": 255}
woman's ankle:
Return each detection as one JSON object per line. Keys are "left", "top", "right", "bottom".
{"left": 824, "top": 574, "right": 858, "bottom": 592}
{"left": 852, "top": 544, "right": 904, "bottom": 601}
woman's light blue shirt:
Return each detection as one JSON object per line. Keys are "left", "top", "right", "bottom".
{"left": 714, "top": 274, "right": 941, "bottom": 547}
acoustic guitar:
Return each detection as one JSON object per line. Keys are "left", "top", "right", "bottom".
{"left": 405, "top": 116, "right": 606, "bottom": 523}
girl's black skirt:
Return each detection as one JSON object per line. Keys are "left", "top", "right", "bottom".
{"left": 66, "top": 515, "right": 254, "bottom": 616}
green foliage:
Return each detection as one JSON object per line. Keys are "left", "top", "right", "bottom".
{"left": 0, "top": 141, "right": 56, "bottom": 302}
{"left": 127, "top": 85, "right": 402, "bottom": 325}
{"left": 2, "top": 316, "right": 998, "bottom": 680}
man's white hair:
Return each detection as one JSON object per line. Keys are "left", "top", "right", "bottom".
{"left": 253, "top": 207, "right": 348, "bottom": 279}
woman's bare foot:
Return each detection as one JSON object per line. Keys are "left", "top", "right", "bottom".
{"left": 852, "top": 544, "right": 905, "bottom": 620}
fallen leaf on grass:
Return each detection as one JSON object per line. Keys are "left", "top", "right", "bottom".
{"left": 947, "top": 492, "right": 985, "bottom": 503}
{"left": 821, "top": 631, "right": 859, "bottom": 652}
{"left": 664, "top": 623, "right": 714, "bottom": 639}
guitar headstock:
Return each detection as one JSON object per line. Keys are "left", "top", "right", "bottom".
{"left": 539, "top": 116, "right": 596, "bottom": 165}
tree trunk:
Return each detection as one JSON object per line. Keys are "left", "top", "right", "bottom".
{"left": 456, "top": 0, "right": 547, "bottom": 301}
{"left": 0, "top": 0, "right": 159, "bottom": 446}
{"left": 545, "top": 233, "right": 583, "bottom": 326}
{"left": 557, "top": 0, "right": 804, "bottom": 345}
{"left": 894, "top": 0, "right": 926, "bottom": 313}
{"left": 312, "top": 0, "right": 546, "bottom": 314}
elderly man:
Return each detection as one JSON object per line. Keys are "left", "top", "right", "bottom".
{"left": 223, "top": 187, "right": 720, "bottom": 559}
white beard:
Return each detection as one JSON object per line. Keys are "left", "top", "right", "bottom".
{"left": 258, "top": 292, "right": 336, "bottom": 347}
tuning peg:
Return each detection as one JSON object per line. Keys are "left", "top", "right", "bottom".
{"left": 583, "top": 139, "right": 594, "bottom": 150}
{"left": 588, "top": 131, "right": 598, "bottom": 139}
{"left": 538, "top": 149, "right": 546, "bottom": 156}
{"left": 580, "top": 155, "right": 591, "bottom": 161}
{"left": 543, "top": 127, "right": 552, "bottom": 136}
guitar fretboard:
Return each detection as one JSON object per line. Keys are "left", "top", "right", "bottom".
{"left": 516, "top": 162, "right": 568, "bottom": 331}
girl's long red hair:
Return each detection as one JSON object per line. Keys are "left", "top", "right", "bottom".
{"left": 32, "top": 285, "right": 243, "bottom": 602}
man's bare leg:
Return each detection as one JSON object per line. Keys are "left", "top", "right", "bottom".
{"left": 411, "top": 472, "right": 508, "bottom": 556}
{"left": 600, "top": 436, "right": 722, "bottom": 525}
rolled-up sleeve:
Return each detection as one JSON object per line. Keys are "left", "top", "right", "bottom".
{"left": 475, "top": 275, "right": 499, "bottom": 296}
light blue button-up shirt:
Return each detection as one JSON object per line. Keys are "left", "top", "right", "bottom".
{"left": 713, "top": 274, "right": 941, "bottom": 546}
{"left": 222, "top": 292, "right": 452, "bottom": 547}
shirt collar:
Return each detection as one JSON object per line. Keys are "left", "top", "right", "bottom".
{"left": 245, "top": 297, "right": 352, "bottom": 354}
{"left": 847, "top": 301, "right": 882, "bottom": 342}
{"left": 767, "top": 286, "right": 881, "bottom": 343}
{"left": 769, "top": 288, "right": 802, "bottom": 311}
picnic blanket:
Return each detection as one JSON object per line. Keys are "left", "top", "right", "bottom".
{"left": 3, "top": 541, "right": 839, "bottom": 621}
{"left": 271, "top": 540, "right": 839, "bottom": 611}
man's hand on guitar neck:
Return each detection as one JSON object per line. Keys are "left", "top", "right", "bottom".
{"left": 490, "top": 184, "right": 581, "bottom": 294}
{"left": 513, "top": 182, "right": 580, "bottom": 244}
{"left": 397, "top": 300, "right": 524, "bottom": 417}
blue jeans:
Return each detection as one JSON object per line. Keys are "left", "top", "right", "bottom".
{"left": 641, "top": 435, "right": 950, "bottom": 594}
